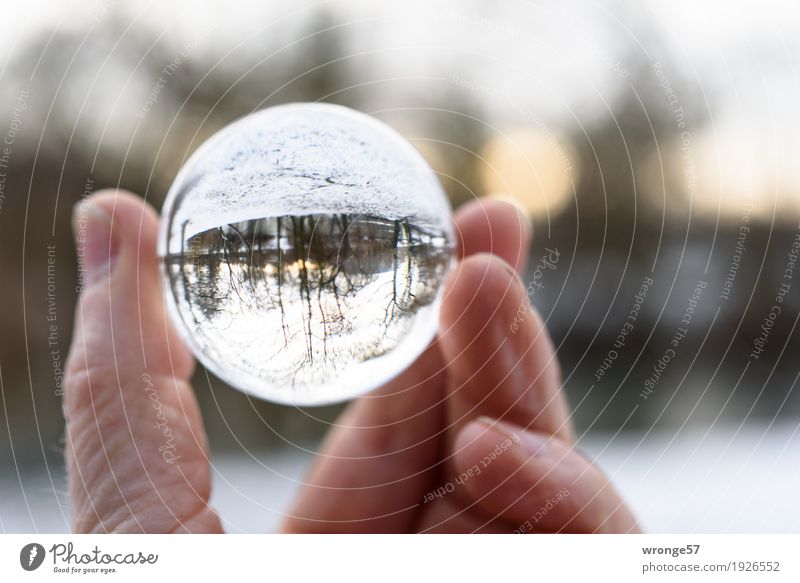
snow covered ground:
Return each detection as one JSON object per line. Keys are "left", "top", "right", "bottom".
{"left": 3, "top": 419, "right": 798, "bottom": 533}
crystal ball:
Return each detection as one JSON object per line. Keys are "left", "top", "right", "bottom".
{"left": 158, "top": 103, "right": 454, "bottom": 405}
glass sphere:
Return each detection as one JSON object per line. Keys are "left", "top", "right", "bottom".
{"left": 158, "top": 103, "right": 454, "bottom": 405}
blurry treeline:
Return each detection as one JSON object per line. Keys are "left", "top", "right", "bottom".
{"left": 1, "top": 3, "right": 799, "bottom": 466}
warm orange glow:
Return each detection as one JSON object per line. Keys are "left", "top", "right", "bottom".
{"left": 479, "top": 129, "right": 578, "bottom": 218}
{"left": 640, "top": 127, "right": 800, "bottom": 222}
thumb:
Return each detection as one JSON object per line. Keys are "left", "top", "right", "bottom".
{"left": 65, "top": 190, "right": 221, "bottom": 533}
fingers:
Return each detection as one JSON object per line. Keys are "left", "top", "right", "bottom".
{"left": 438, "top": 252, "right": 572, "bottom": 446}
{"left": 454, "top": 197, "right": 531, "bottom": 272}
{"left": 64, "top": 190, "right": 221, "bottom": 533}
{"left": 452, "top": 419, "right": 640, "bottom": 533}
{"left": 282, "top": 347, "right": 447, "bottom": 533}
{"left": 282, "top": 198, "right": 532, "bottom": 533}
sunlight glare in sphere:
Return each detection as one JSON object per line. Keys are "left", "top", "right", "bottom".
{"left": 158, "top": 103, "right": 454, "bottom": 405}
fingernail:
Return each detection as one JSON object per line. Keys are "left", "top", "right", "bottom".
{"left": 515, "top": 430, "right": 550, "bottom": 459}
{"left": 483, "top": 193, "right": 533, "bottom": 234}
{"left": 476, "top": 417, "right": 550, "bottom": 459}
{"left": 490, "top": 253, "right": 523, "bottom": 285}
{"left": 72, "top": 199, "right": 117, "bottom": 285}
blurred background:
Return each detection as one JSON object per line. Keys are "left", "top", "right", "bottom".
{"left": 1, "top": 0, "right": 799, "bottom": 532}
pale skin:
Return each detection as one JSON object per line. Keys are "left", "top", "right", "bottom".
{"left": 64, "top": 189, "right": 640, "bottom": 533}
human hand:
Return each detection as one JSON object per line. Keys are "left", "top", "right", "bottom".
{"left": 65, "top": 189, "right": 638, "bottom": 533}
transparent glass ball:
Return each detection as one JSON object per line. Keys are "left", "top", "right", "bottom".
{"left": 158, "top": 103, "right": 454, "bottom": 405}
